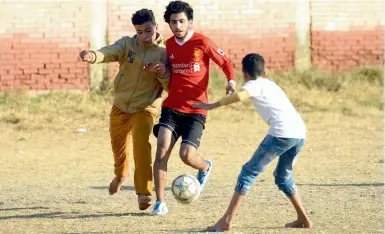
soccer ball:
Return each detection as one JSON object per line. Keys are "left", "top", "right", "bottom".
{"left": 171, "top": 174, "right": 201, "bottom": 204}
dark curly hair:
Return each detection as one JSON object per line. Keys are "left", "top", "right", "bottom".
{"left": 131, "top": 8, "right": 156, "bottom": 25}
{"left": 163, "top": 1, "right": 193, "bottom": 24}
{"left": 242, "top": 53, "right": 265, "bottom": 78}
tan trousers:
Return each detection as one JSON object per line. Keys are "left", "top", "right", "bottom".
{"left": 109, "top": 105, "right": 154, "bottom": 195}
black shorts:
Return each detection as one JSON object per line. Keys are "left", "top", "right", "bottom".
{"left": 153, "top": 107, "right": 206, "bottom": 148}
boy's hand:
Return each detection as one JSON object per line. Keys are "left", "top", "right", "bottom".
{"left": 156, "top": 63, "right": 167, "bottom": 75}
{"left": 191, "top": 102, "right": 217, "bottom": 110}
{"left": 79, "top": 50, "right": 94, "bottom": 63}
{"left": 143, "top": 61, "right": 166, "bottom": 75}
{"left": 226, "top": 80, "right": 236, "bottom": 95}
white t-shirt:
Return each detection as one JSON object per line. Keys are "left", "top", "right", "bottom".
{"left": 242, "top": 78, "right": 306, "bottom": 139}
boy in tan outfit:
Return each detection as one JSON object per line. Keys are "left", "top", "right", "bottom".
{"left": 79, "top": 9, "right": 169, "bottom": 210}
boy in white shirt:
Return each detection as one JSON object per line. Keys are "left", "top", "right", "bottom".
{"left": 192, "top": 53, "right": 312, "bottom": 231}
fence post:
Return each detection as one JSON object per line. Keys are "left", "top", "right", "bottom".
{"left": 295, "top": 0, "right": 312, "bottom": 71}
{"left": 89, "top": 0, "right": 107, "bottom": 90}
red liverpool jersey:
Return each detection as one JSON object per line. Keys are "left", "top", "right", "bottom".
{"left": 162, "top": 31, "right": 235, "bottom": 116}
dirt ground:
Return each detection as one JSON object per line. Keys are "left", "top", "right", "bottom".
{"left": 0, "top": 99, "right": 383, "bottom": 234}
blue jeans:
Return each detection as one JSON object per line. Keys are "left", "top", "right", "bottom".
{"left": 235, "top": 135, "right": 305, "bottom": 197}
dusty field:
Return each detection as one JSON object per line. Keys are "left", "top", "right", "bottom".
{"left": 0, "top": 104, "right": 383, "bottom": 234}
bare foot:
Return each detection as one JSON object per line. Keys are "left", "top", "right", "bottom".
{"left": 108, "top": 176, "right": 126, "bottom": 195}
{"left": 285, "top": 219, "right": 313, "bottom": 229}
{"left": 207, "top": 217, "right": 232, "bottom": 232}
{"left": 138, "top": 194, "right": 152, "bottom": 210}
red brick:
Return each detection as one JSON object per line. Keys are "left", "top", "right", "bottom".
{"left": 50, "top": 59, "right": 63, "bottom": 64}
{"left": 8, "top": 69, "right": 23, "bottom": 75}
{"left": 59, "top": 73, "right": 76, "bottom": 79}
{"left": 38, "top": 69, "right": 54, "bottom": 75}
{"left": 31, "top": 74, "right": 46, "bottom": 80}
{"left": 54, "top": 48, "right": 67, "bottom": 53}
{"left": 30, "top": 83, "right": 46, "bottom": 90}
{"left": 0, "top": 75, "right": 14, "bottom": 81}
{"left": 30, "top": 64, "right": 45, "bottom": 69}
{"left": 42, "top": 43, "right": 58, "bottom": 49}
{"left": 75, "top": 73, "right": 88, "bottom": 79}
{"left": 70, "top": 68, "right": 86, "bottom": 74}
{"left": 30, "top": 54, "right": 52, "bottom": 59}
{"left": 49, "top": 38, "right": 66, "bottom": 44}
{"left": 1, "top": 53, "right": 15, "bottom": 59}
{"left": 16, "top": 75, "right": 32, "bottom": 81}
{"left": 60, "top": 63, "right": 76, "bottom": 68}
{"left": 15, "top": 64, "right": 31, "bottom": 70}
{"left": 22, "top": 68, "right": 38, "bottom": 74}
{"left": 49, "top": 84, "right": 62, "bottom": 90}
{"left": 45, "top": 64, "right": 60, "bottom": 69}
{"left": 44, "top": 73, "right": 59, "bottom": 80}
{"left": 58, "top": 55, "right": 77, "bottom": 62}
{"left": 14, "top": 53, "right": 30, "bottom": 60}
{"left": 53, "top": 68, "right": 69, "bottom": 74}
{"left": 1, "top": 64, "right": 17, "bottom": 71}
{"left": 75, "top": 62, "right": 88, "bottom": 68}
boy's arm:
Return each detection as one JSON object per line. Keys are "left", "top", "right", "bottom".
{"left": 192, "top": 89, "right": 250, "bottom": 110}
{"left": 142, "top": 60, "right": 170, "bottom": 92}
{"left": 157, "top": 68, "right": 170, "bottom": 92}
{"left": 90, "top": 37, "right": 127, "bottom": 64}
{"left": 142, "top": 41, "right": 170, "bottom": 91}
{"left": 204, "top": 38, "right": 236, "bottom": 94}
{"left": 157, "top": 53, "right": 170, "bottom": 91}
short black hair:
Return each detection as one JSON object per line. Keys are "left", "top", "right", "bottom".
{"left": 163, "top": 1, "right": 193, "bottom": 24}
{"left": 242, "top": 53, "right": 265, "bottom": 78}
{"left": 131, "top": 9, "right": 156, "bottom": 25}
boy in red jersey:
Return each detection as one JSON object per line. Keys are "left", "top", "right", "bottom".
{"left": 151, "top": 0, "right": 236, "bottom": 215}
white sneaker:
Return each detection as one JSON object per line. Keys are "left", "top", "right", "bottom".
{"left": 151, "top": 200, "right": 168, "bottom": 215}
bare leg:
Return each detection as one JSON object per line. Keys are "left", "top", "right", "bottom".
{"left": 109, "top": 175, "right": 128, "bottom": 195}
{"left": 179, "top": 144, "right": 208, "bottom": 171}
{"left": 153, "top": 127, "right": 176, "bottom": 202}
{"left": 273, "top": 141, "right": 312, "bottom": 229}
{"left": 207, "top": 191, "right": 245, "bottom": 232}
{"left": 285, "top": 193, "right": 313, "bottom": 228}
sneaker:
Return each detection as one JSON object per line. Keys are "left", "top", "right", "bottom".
{"left": 197, "top": 160, "right": 213, "bottom": 191}
{"left": 151, "top": 200, "right": 168, "bottom": 215}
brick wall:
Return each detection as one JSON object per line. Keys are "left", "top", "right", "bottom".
{"left": 0, "top": 0, "right": 383, "bottom": 92}
{"left": 0, "top": 1, "right": 91, "bottom": 92}
{"left": 311, "top": 0, "right": 384, "bottom": 70}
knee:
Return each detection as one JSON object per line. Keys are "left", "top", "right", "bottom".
{"left": 240, "top": 163, "right": 261, "bottom": 179}
{"left": 155, "top": 144, "right": 169, "bottom": 166}
{"left": 179, "top": 150, "right": 194, "bottom": 165}
{"left": 274, "top": 175, "right": 296, "bottom": 196}
{"left": 179, "top": 144, "right": 196, "bottom": 165}
{"left": 234, "top": 164, "right": 261, "bottom": 195}
{"left": 156, "top": 143, "right": 168, "bottom": 155}
{"left": 156, "top": 136, "right": 170, "bottom": 154}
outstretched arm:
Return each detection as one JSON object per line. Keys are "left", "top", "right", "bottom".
{"left": 79, "top": 37, "right": 126, "bottom": 64}
{"left": 205, "top": 38, "right": 236, "bottom": 95}
{"left": 192, "top": 89, "right": 250, "bottom": 110}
